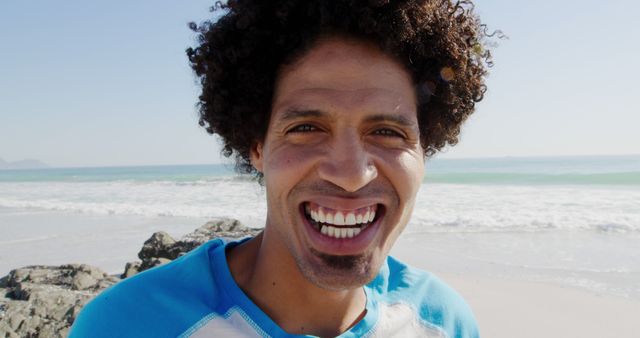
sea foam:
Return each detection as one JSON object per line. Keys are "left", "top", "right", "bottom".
{"left": 1, "top": 179, "right": 638, "bottom": 232}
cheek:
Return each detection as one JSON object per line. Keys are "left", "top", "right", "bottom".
{"left": 382, "top": 152, "right": 423, "bottom": 238}
{"left": 373, "top": 148, "right": 425, "bottom": 198}
{"left": 399, "top": 152, "right": 425, "bottom": 192}
{"left": 263, "top": 143, "right": 321, "bottom": 185}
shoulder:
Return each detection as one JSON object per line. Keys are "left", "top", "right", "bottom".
{"left": 368, "top": 256, "right": 479, "bottom": 338}
{"left": 69, "top": 239, "right": 228, "bottom": 338}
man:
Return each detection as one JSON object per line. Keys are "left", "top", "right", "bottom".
{"left": 71, "top": 1, "right": 490, "bottom": 337}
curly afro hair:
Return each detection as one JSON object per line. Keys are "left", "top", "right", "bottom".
{"left": 187, "top": 0, "right": 493, "bottom": 177}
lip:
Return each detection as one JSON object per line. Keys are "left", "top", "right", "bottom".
{"left": 299, "top": 201, "right": 384, "bottom": 255}
{"left": 302, "top": 195, "right": 385, "bottom": 211}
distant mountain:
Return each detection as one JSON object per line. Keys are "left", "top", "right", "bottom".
{"left": 0, "top": 158, "right": 49, "bottom": 170}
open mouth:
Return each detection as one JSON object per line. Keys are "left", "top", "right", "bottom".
{"left": 302, "top": 202, "right": 382, "bottom": 239}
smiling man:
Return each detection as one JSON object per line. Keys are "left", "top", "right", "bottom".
{"left": 70, "top": 1, "right": 490, "bottom": 337}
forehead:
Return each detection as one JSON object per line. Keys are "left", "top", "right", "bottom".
{"left": 271, "top": 37, "right": 417, "bottom": 120}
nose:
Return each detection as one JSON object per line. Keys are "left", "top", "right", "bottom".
{"left": 317, "top": 130, "right": 378, "bottom": 192}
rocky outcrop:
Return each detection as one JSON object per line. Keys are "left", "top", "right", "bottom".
{"left": 0, "top": 218, "right": 258, "bottom": 338}
{"left": 122, "top": 218, "right": 260, "bottom": 278}
{"left": 0, "top": 264, "right": 119, "bottom": 338}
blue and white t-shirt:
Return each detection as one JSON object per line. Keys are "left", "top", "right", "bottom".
{"left": 70, "top": 239, "right": 479, "bottom": 337}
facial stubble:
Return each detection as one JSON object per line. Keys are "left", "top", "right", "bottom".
{"left": 301, "top": 247, "right": 375, "bottom": 291}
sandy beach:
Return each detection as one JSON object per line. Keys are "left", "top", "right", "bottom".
{"left": 392, "top": 235, "right": 640, "bottom": 338}
{"left": 441, "top": 273, "right": 640, "bottom": 338}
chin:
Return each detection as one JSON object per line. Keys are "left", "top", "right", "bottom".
{"left": 294, "top": 247, "right": 383, "bottom": 291}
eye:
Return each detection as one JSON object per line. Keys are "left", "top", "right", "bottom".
{"left": 373, "top": 128, "right": 403, "bottom": 138}
{"left": 288, "top": 124, "right": 318, "bottom": 133}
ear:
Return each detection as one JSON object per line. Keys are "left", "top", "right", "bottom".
{"left": 250, "top": 142, "right": 264, "bottom": 173}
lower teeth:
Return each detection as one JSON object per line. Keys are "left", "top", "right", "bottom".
{"left": 305, "top": 212, "right": 373, "bottom": 239}
{"left": 317, "top": 223, "right": 366, "bottom": 239}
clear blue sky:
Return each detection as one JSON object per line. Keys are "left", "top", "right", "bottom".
{"left": 1, "top": 0, "right": 638, "bottom": 167}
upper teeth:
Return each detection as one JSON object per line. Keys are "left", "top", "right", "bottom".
{"left": 308, "top": 206, "right": 376, "bottom": 226}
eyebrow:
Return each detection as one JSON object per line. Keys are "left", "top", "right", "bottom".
{"left": 364, "top": 114, "right": 418, "bottom": 128}
{"left": 278, "top": 108, "right": 418, "bottom": 128}
{"left": 279, "top": 108, "right": 327, "bottom": 122}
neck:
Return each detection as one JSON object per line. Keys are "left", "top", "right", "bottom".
{"left": 227, "top": 231, "right": 367, "bottom": 337}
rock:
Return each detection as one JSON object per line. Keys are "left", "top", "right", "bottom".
{"left": 138, "top": 231, "right": 177, "bottom": 261}
{"left": 122, "top": 261, "right": 141, "bottom": 279}
{"left": 124, "top": 218, "right": 259, "bottom": 278}
{"left": 0, "top": 265, "right": 118, "bottom": 338}
{"left": 3, "top": 264, "right": 114, "bottom": 293}
{"left": 184, "top": 218, "right": 259, "bottom": 242}
{"left": 6, "top": 312, "right": 24, "bottom": 331}
{"left": 71, "top": 273, "right": 96, "bottom": 291}
{"left": 137, "top": 257, "right": 172, "bottom": 273}
{"left": 0, "top": 218, "right": 259, "bottom": 337}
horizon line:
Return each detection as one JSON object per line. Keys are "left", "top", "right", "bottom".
{"left": 2, "top": 153, "right": 639, "bottom": 171}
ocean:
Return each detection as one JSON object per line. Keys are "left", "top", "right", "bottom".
{"left": 1, "top": 155, "right": 639, "bottom": 300}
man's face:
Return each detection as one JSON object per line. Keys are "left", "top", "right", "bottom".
{"left": 251, "top": 37, "right": 425, "bottom": 290}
